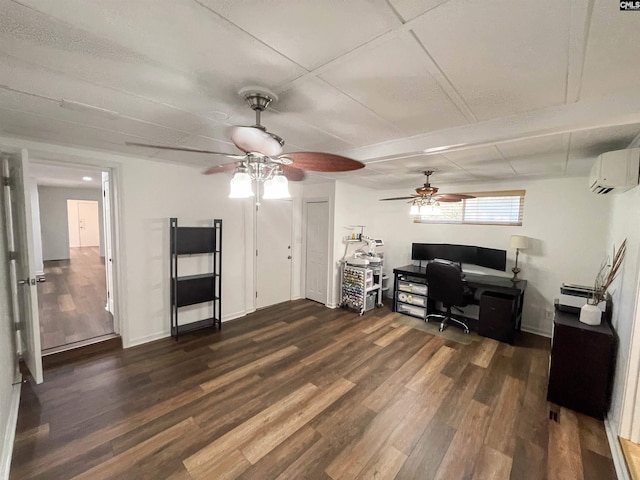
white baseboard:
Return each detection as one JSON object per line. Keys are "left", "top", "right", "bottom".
{"left": 125, "top": 331, "right": 170, "bottom": 348}
{"left": 125, "top": 310, "right": 251, "bottom": 348}
{"left": 1, "top": 378, "right": 22, "bottom": 480}
{"left": 520, "top": 325, "right": 552, "bottom": 338}
{"left": 605, "top": 416, "right": 630, "bottom": 480}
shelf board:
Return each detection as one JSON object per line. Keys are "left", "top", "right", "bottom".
{"left": 176, "top": 273, "right": 215, "bottom": 282}
{"left": 171, "top": 318, "right": 220, "bottom": 336}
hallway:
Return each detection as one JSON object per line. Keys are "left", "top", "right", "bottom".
{"left": 38, "top": 247, "right": 113, "bottom": 351}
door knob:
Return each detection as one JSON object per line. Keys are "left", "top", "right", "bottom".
{"left": 287, "top": 256, "right": 292, "bottom": 259}
{"left": 18, "top": 279, "right": 28, "bottom": 285}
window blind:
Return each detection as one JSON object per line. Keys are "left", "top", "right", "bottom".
{"left": 415, "top": 190, "right": 525, "bottom": 226}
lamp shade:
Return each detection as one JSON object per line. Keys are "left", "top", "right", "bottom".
{"left": 409, "top": 203, "right": 420, "bottom": 215}
{"left": 228, "top": 171, "right": 253, "bottom": 198}
{"left": 509, "top": 235, "right": 529, "bottom": 250}
{"left": 262, "top": 173, "right": 290, "bottom": 199}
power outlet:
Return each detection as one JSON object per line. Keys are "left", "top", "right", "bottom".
{"left": 545, "top": 308, "right": 555, "bottom": 320}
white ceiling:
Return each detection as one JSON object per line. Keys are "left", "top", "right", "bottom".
{"left": 1, "top": 0, "right": 640, "bottom": 191}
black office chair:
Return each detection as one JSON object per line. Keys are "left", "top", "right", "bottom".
{"left": 426, "top": 259, "right": 472, "bottom": 334}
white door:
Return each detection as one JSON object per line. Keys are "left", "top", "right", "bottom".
{"left": 305, "top": 201, "right": 329, "bottom": 304}
{"left": 102, "top": 172, "right": 114, "bottom": 314}
{"left": 78, "top": 201, "right": 100, "bottom": 247}
{"left": 2, "top": 152, "right": 43, "bottom": 383}
{"left": 256, "top": 200, "right": 292, "bottom": 308}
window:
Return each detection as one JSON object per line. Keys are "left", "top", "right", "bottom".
{"left": 414, "top": 190, "right": 525, "bottom": 226}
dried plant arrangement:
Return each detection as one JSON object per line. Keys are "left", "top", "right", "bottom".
{"left": 591, "top": 238, "right": 627, "bottom": 304}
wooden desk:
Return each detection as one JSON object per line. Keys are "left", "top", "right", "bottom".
{"left": 392, "top": 264, "right": 527, "bottom": 342}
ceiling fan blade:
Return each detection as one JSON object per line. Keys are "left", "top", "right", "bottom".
{"left": 202, "top": 162, "right": 240, "bottom": 175}
{"left": 379, "top": 196, "right": 418, "bottom": 201}
{"left": 282, "top": 152, "right": 365, "bottom": 172}
{"left": 434, "top": 193, "right": 476, "bottom": 202}
{"left": 126, "top": 141, "right": 245, "bottom": 159}
{"left": 281, "top": 164, "right": 306, "bottom": 181}
{"left": 231, "top": 126, "right": 284, "bottom": 157}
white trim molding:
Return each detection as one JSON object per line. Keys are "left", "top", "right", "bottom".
{"left": 1, "top": 379, "right": 21, "bottom": 480}
{"left": 604, "top": 416, "right": 631, "bottom": 480}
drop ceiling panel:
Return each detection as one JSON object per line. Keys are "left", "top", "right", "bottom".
{"left": 580, "top": 0, "right": 640, "bottom": 99}
{"left": 0, "top": 53, "right": 220, "bottom": 134}
{"left": 199, "top": 0, "right": 401, "bottom": 70}
{"left": 272, "top": 78, "right": 401, "bottom": 149}
{"left": 320, "top": 33, "right": 469, "bottom": 136}
{"left": 497, "top": 134, "right": 569, "bottom": 159}
{"left": 411, "top": 0, "right": 570, "bottom": 120}
{"left": 506, "top": 155, "right": 567, "bottom": 176}
{"left": 440, "top": 146, "right": 505, "bottom": 165}
{"left": 0, "top": 108, "right": 172, "bottom": 157}
{"left": 458, "top": 162, "right": 517, "bottom": 178}
{"left": 497, "top": 134, "right": 569, "bottom": 175}
{"left": 365, "top": 154, "right": 455, "bottom": 174}
{"left": 566, "top": 123, "right": 640, "bottom": 175}
{"left": 569, "top": 124, "right": 640, "bottom": 161}
{"left": 0, "top": 90, "right": 189, "bottom": 146}
{"left": 1, "top": 0, "right": 304, "bottom": 113}
{"left": 389, "top": 0, "right": 452, "bottom": 21}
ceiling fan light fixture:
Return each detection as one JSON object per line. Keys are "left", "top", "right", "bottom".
{"left": 425, "top": 201, "right": 442, "bottom": 216}
{"left": 231, "top": 126, "right": 284, "bottom": 157}
{"left": 409, "top": 202, "right": 420, "bottom": 216}
{"left": 229, "top": 170, "right": 254, "bottom": 198}
{"left": 262, "top": 172, "right": 290, "bottom": 199}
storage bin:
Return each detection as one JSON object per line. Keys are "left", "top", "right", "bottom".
{"left": 397, "top": 280, "right": 427, "bottom": 296}
{"left": 397, "top": 303, "right": 426, "bottom": 318}
{"left": 365, "top": 292, "right": 376, "bottom": 311}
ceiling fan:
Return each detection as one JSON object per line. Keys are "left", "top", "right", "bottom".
{"left": 379, "top": 170, "right": 474, "bottom": 214}
{"left": 126, "top": 87, "right": 365, "bottom": 198}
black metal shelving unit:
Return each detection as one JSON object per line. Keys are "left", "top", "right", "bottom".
{"left": 170, "top": 218, "right": 222, "bottom": 339}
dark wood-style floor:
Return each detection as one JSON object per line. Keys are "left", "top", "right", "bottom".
{"left": 38, "top": 247, "right": 113, "bottom": 351}
{"left": 11, "top": 300, "right": 616, "bottom": 479}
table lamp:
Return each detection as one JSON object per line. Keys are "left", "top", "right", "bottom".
{"left": 509, "top": 235, "right": 530, "bottom": 281}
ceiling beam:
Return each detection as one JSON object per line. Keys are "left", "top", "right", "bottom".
{"left": 341, "top": 87, "right": 640, "bottom": 162}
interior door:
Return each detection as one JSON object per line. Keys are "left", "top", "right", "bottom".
{"left": 78, "top": 201, "right": 100, "bottom": 247}
{"left": 2, "top": 151, "right": 43, "bottom": 383}
{"left": 305, "top": 201, "right": 329, "bottom": 304}
{"left": 256, "top": 199, "right": 292, "bottom": 308}
{"left": 102, "top": 172, "right": 114, "bottom": 314}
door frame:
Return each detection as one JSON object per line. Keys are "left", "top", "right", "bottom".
{"left": 29, "top": 158, "right": 124, "bottom": 341}
{"left": 302, "top": 196, "right": 334, "bottom": 308}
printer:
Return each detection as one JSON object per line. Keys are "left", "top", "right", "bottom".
{"left": 556, "top": 283, "right": 605, "bottom": 314}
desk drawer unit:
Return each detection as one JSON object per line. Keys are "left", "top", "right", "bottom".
{"left": 397, "top": 303, "right": 426, "bottom": 319}
{"left": 396, "top": 291, "right": 427, "bottom": 307}
{"left": 397, "top": 280, "right": 427, "bottom": 296}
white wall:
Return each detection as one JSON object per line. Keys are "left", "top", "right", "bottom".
{"left": 364, "top": 176, "right": 611, "bottom": 335}
{"left": 606, "top": 186, "right": 640, "bottom": 439}
{"left": 38, "top": 186, "right": 104, "bottom": 260}
{"left": 331, "top": 182, "right": 381, "bottom": 307}
{"left": 116, "top": 158, "right": 253, "bottom": 345}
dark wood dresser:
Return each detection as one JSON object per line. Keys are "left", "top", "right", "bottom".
{"left": 547, "top": 308, "right": 617, "bottom": 419}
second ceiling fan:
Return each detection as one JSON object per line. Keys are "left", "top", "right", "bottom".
{"left": 380, "top": 170, "right": 474, "bottom": 214}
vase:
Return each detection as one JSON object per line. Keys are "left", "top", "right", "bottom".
{"left": 579, "top": 303, "right": 602, "bottom": 326}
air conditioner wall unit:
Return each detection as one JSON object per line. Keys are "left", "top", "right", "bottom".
{"left": 589, "top": 147, "right": 640, "bottom": 194}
